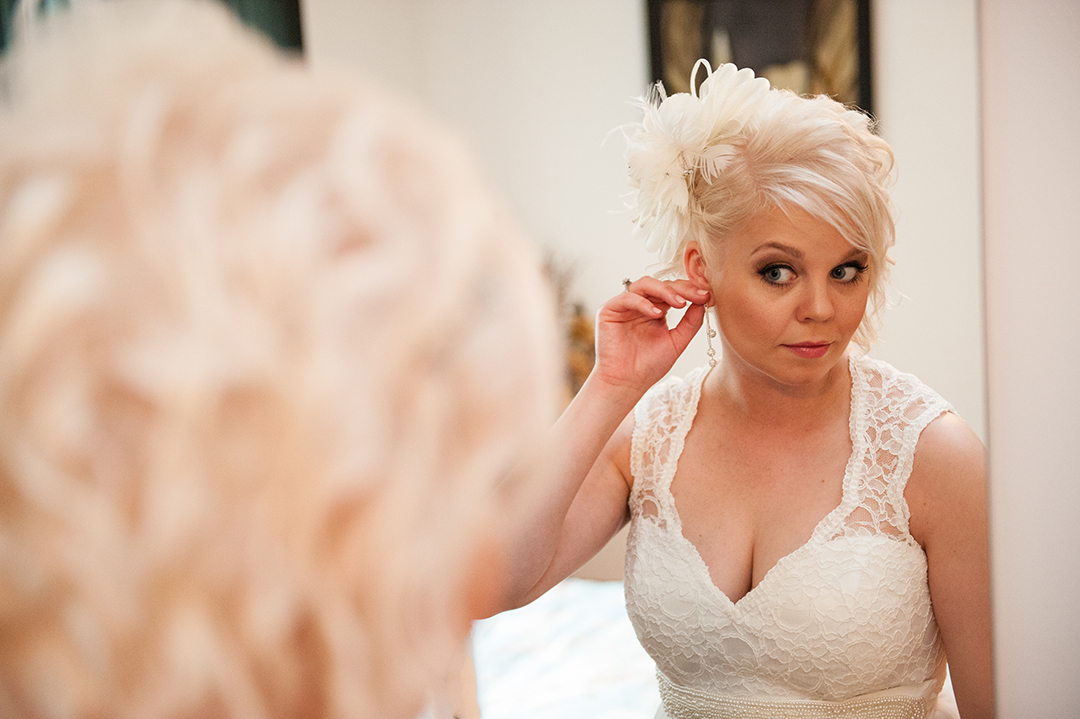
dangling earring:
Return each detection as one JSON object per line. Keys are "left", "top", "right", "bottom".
{"left": 704, "top": 305, "right": 717, "bottom": 368}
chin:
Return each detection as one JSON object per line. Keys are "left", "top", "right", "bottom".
{"left": 758, "top": 353, "right": 849, "bottom": 390}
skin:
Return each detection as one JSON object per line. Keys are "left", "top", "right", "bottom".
{"left": 497, "top": 205, "right": 993, "bottom": 718}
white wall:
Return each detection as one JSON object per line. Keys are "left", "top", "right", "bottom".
{"left": 302, "top": 0, "right": 653, "bottom": 314}
{"left": 980, "top": 1, "right": 1080, "bottom": 716}
{"left": 300, "top": 1, "right": 422, "bottom": 91}
{"left": 872, "top": 0, "right": 984, "bottom": 440}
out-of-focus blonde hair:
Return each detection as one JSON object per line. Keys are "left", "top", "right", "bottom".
{"left": 0, "top": 2, "right": 560, "bottom": 718}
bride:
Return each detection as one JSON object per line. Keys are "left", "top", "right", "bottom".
{"left": 498, "top": 62, "right": 994, "bottom": 719}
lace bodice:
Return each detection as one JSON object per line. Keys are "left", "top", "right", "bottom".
{"left": 624, "top": 354, "right": 954, "bottom": 716}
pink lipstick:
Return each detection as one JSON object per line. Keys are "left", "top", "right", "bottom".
{"left": 784, "top": 342, "right": 830, "bottom": 359}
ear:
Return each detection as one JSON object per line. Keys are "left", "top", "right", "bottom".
{"left": 684, "top": 241, "right": 711, "bottom": 292}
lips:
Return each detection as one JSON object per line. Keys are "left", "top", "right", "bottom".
{"left": 783, "top": 342, "right": 831, "bottom": 359}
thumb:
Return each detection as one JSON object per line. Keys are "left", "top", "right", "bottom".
{"left": 669, "top": 303, "right": 707, "bottom": 354}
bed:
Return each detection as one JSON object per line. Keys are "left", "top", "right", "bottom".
{"left": 471, "top": 577, "right": 660, "bottom": 719}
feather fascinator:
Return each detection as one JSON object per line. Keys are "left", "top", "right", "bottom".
{"left": 626, "top": 61, "right": 770, "bottom": 269}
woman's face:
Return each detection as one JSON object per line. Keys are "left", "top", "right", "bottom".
{"left": 694, "top": 206, "right": 870, "bottom": 389}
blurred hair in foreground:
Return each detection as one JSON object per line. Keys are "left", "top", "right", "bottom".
{"left": 0, "top": 1, "right": 561, "bottom": 717}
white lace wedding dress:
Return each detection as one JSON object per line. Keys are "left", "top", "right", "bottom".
{"left": 624, "top": 354, "right": 961, "bottom": 719}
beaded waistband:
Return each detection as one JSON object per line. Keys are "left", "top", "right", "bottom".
{"left": 657, "top": 671, "right": 930, "bottom": 719}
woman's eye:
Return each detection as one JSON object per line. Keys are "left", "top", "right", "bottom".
{"left": 761, "top": 265, "right": 794, "bottom": 284}
{"left": 830, "top": 263, "right": 865, "bottom": 282}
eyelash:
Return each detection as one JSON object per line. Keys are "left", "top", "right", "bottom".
{"left": 758, "top": 261, "right": 868, "bottom": 286}
{"left": 831, "top": 261, "right": 869, "bottom": 283}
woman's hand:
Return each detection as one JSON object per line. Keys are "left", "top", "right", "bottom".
{"left": 495, "top": 277, "right": 709, "bottom": 609}
{"left": 592, "top": 277, "right": 710, "bottom": 394}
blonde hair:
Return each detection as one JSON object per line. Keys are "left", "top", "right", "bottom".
{"left": 634, "top": 69, "right": 896, "bottom": 351}
{"left": 692, "top": 91, "right": 895, "bottom": 350}
{"left": 0, "top": 2, "right": 560, "bottom": 718}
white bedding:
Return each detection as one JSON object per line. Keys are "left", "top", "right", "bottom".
{"left": 472, "top": 579, "right": 660, "bottom": 719}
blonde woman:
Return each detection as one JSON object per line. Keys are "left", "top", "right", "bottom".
{"left": 0, "top": 1, "right": 559, "bottom": 717}
{"left": 502, "top": 63, "right": 993, "bottom": 718}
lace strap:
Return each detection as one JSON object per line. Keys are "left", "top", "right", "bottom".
{"left": 629, "top": 368, "right": 707, "bottom": 518}
{"left": 845, "top": 356, "right": 954, "bottom": 539}
{"left": 886, "top": 373, "right": 954, "bottom": 535}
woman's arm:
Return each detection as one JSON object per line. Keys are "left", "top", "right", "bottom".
{"left": 907, "top": 413, "right": 995, "bottom": 719}
{"left": 493, "top": 278, "right": 710, "bottom": 613}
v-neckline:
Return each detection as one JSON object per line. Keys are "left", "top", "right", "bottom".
{"left": 662, "top": 355, "right": 864, "bottom": 611}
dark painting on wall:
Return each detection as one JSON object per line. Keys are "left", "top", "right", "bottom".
{"left": 647, "top": 0, "right": 872, "bottom": 116}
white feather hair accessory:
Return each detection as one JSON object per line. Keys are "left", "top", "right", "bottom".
{"left": 627, "top": 60, "right": 770, "bottom": 267}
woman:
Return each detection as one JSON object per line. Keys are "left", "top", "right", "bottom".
{"left": 501, "top": 63, "right": 993, "bottom": 718}
{"left": 0, "top": 2, "right": 560, "bottom": 717}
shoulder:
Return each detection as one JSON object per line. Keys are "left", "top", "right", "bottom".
{"left": 905, "top": 411, "right": 987, "bottom": 546}
{"left": 911, "top": 412, "right": 986, "bottom": 487}
{"left": 854, "top": 354, "right": 982, "bottom": 508}
{"left": 852, "top": 355, "right": 983, "bottom": 541}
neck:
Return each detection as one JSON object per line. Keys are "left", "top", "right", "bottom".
{"left": 705, "top": 351, "right": 853, "bottom": 431}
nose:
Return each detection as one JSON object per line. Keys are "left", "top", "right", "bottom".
{"left": 798, "top": 280, "right": 835, "bottom": 322}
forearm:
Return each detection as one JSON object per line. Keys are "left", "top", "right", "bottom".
{"left": 490, "top": 277, "right": 707, "bottom": 612}
{"left": 495, "top": 370, "right": 643, "bottom": 611}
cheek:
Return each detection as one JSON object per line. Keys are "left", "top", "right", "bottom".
{"left": 842, "top": 289, "right": 871, "bottom": 329}
{"left": 715, "top": 284, "right": 791, "bottom": 337}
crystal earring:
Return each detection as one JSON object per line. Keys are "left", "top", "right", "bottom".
{"left": 704, "top": 305, "right": 717, "bottom": 368}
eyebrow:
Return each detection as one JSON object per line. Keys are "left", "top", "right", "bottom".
{"left": 751, "top": 242, "right": 868, "bottom": 260}
{"left": 752, "top": 241, "right": 803, "bottom": 258}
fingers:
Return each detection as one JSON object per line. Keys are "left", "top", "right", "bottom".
{"left": 621, "top": 276, "right": 710, "bottom": 310}
{"left": 614, "top": 290, "right": 665, "bottom": 318}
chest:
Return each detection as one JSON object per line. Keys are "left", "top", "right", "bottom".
{"left": 622, "top": 362, "right": 948, "bottom": 700}
{"left": 671, "top": 406, "right": 853, "bottom": 604}
{"left": 623, "top": 522, "right": 942, "bottom": 701}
